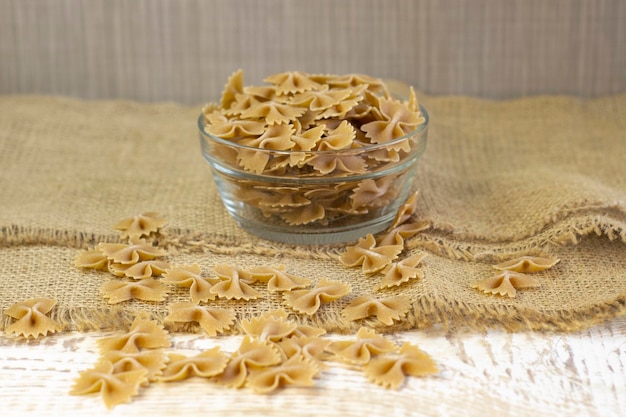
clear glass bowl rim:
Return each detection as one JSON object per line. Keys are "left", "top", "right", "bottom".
{"left": 198, "top": 104, "right": 429, "bottom": 156}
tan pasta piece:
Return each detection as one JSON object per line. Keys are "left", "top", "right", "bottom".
{"left": 248, "top": 264, "right": 311, "bottom": 292}
{"left": 75, "top": 247, "right": 109, "bottom": 270}
{"left": 97, "top": 316, "right": 170, "bottom": 354}
{"left": 158, "top": 348, "right": 229, "bottom": 382}
{"left": 217, "top": 336, "right": 282, "bottom": 388}
{"left": 341, "top": 295, "right": 412, "bottom": 326}
{"left": 240, "top": 312, "right": 298, "bottom": 342}
{"left": 220, "top": 68, "right": 244, "bottom": 109}
{"left": 4, "top": 298, "right": 62, "bottom": 339}
{"left": 350, "top": 176, "right": 396, "bottom": 209}
{"left": 377, "top": 221, "right": 430, "bottom": 246}
{"left": 248, "top": 355, "right": 319, "bottom": 394}
{"left": 493, "top": 255, "right": 560, "bottom": 273}
{"left": 326, "top": 327, "right": 398, "bottom": 365}
{"left": 361, "top": 97, "right": 424, "bottom": 143}
{"left": 100, "top": 278, "right": 169, "bottom": 304}
{"left": 240, "top": 100, "right": 306, "bottom": 125}
{"left": 264, "top": 71, "right": 322, "bottom": 95}
{"left": 162, "top": 264, "right": 218, "bottom": 304}
{"left": 204, "top": 110, "right": 267, "bottom": 138}
{"left": 316, "top": 120, "right": 355, "bottom": 150}
{"left": 113, "top": 212, "right": 168, "bottom": 241}
{"left": 389, "top": 190, "right": 420, "bottom": 229}
{"left": 363, "top": 342, "right": 438, "bottom": 389}
{"left": 108, "top": 260, "right": 170, "bottom": 280}
{"left": 98, "top": 241, "right": 167, "bottom": 265}
{"left": 210, "top": 264, "right": 263, "bottom": 301}
{"left": 70, "top": 361, "right": 148, "bottom": 409}
{"left": 163, "top": 302, "right": 236, "bottom": 337}
{"left": 472, "top": 270, "right": 541, "bottom": 298}
{"left": 376, "top": 253, "right": 427, "bottom": 290}
{"left": 277, "top": 336, "right": 332, "bottom": 366}
{"left": 283, "top": 277, "right": 351, "bottom": 316}
{"left": 339, "top": 234, "right": 403, "bottom": 274}
{"left": 102, "top": 349, "right": 168, "bottom": 382}
{"left": 289, "top": 323, "right": 327, "bottom": 339}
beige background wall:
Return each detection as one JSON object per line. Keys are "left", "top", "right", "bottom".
{"left": 1, "top": 0, "right": 624, "bottom": 104}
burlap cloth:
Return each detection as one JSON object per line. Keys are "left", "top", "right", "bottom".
{"left": 1, "top": 94, "right": 625, "bottom": 334}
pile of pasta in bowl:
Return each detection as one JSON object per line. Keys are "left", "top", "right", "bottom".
{"left": 198, "top": 70, "right": 428, "bottom": 244}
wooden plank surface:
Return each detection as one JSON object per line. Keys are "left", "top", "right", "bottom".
{"left": 1, "top": 316, "right": 624, "bottom": 416}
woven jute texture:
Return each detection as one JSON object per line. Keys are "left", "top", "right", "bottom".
{"left": 1, "top": 94, "right": 625, "bottom": 334}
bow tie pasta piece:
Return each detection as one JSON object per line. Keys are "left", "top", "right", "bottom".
{"left": 241, "top": 312, "right": 298, "bottom": 342}
{"left": 282, "top": 277, "right": 351, "bottom": 316}
{"left": 164, "top": 302, "right": 236, "bottom": 337}
{"left": 277, "top": 336, "right": 332, "bottom": 367}
{"left": 220, "top": 68, "right": 244, "bottom": 109}
{"left": 100, "top": 278, "right": 169, "bottom": 304}
{"left": 341, "top": 295, "right": 412, "bottom": 326}
{"left": 97, "top": 316, "right": 170, "bottom": 354}
{"left": 327, "top": 327, "right": 398, "bottom": 365}
{"left": 4, "top": 298, "right": 62, "bottom": 339}
{"left": 248, "top": 264, "right": 311, "bottom": 292}
{"left": 209, "top": 264, "right": 263, "bottom": 301}
{"left": 240, "top": 100, "right": 306, "bottom": 125}
{"left": 113, "top": 212, "right": 168, "bottom": 241}
{"left": 339, "top": 234, "right": 403, "bottom": 274}
{"left": 377, "top": 221, "right": 431, "bottom": 246}
{"left": 288, "top": 86, "right": 353, "bottom": 111}
{"left": 493, "top": 255, "right": 560, "bottom": 273}
{"left": 75, "top": 247, "right": 110, "bottom": 270}
{"left": 108, "top": 260, "right": 170, "bottom": 280}
{"left": 264, "top": 71, "right": 322, "bottom": 95}
{"left": 248, "top": 355, "right": 319, "bottom": 394}
{"left": 217, "top": 336, "right": 282, "bottom": 388}
{"left": 157, "top": 348, "right": 229, "bottom": 382}
{"left": 162, "top": 264, "right": 219, "bottom": 304}
{"left": 376, "top": 253, "right": 427, "bottom": 290}
{"left": 101, "top": 349, "right": 169, "bottom": 383}
{"left": 204, "top": 110, "right": 267, "bottom": 138}
{"left": 361, "top": 97, "right": 425, "bottom": 144}
{"left": 70, "top": 361, "right": 148, "bottom": 409}
{"left": 472, "top": 270, "right": 541, "bottom": 298}
{"left": 98, "top": 242, "right": 167, "bottom": 265}
{"left": 363, "top": 342, "right": 438, "bottom": 389}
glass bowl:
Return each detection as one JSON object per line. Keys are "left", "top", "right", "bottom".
{"left": 198, "top": 106, "right": 428, "bottom": 244}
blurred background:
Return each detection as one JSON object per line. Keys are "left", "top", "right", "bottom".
{"left": 1, "top": 0, "right": 624, "bottom": 104}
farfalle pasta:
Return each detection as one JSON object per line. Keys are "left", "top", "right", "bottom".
{"left": 100, "top": 278, "right": 169, "bottom": 304}
{"left": 473, "top": 254, "right": 560, "bottom": 298}
{"left": 362, "top": 342, "right": 438, "bottom": 389}
{"left": 217, "top": 336, "right": 282, "bottom": 388}
{"left": 341, "top": 295, "right": 412, "bottom": 326}
{"left": 158, "top": 348, "right": 228, "bottom": 382}
{"left": 326, "top": 327, "right": 398, "bottom": 365}
{"left": 97, "top": 316, "right": 170, "bottom": 354}
{"left": 283, "top": 277, "right": 352, "bottom": 316}
{"left": 162, "top": 264, "right": 218, "bottom": 304}
{"left": 163, "top": 302, "right": 236, "bottom": 336}
{"left": 338, "top": 234, "right": 403, "bottom": 274}
{"left": 70, "top": 361, "right": 148, "bottom": 409}
{"left": 247, "top": 355, "right": 319, "bottom": 394}
{"left": 3, "top": 298, "right": 63, "bottom": 339}
{"left": 199, "top": 70, "right": 428, "bottom": 238}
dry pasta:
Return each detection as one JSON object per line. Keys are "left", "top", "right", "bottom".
{"left": 362, "top": 342, "right": 438, "bottom": 389}
{"left": 3, "top": 298, "right": 62, "bottom": 339}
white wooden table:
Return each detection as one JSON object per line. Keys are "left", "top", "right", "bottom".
{"left": 1, "top": 315, "right": 624, "bottom": 416}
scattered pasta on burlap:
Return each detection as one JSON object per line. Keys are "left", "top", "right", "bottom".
{"left": 164, "top": 302, "right": 236, "bottom": 337}
{"left": 161, "top": 264, "right": 218, "bottom": 304}
{"left": 342, "top": 295, "right": 412, "bottom": 326}
{"left": 283, "top": 277, "right": 352, "bottom": 316}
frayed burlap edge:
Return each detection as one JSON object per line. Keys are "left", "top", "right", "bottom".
{"left": 1, "top": 211, "right": 626, "bottom": 335}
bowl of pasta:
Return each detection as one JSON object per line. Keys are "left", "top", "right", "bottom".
{"left": 199, "top": 70, "right": 428, "bottom": 244}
